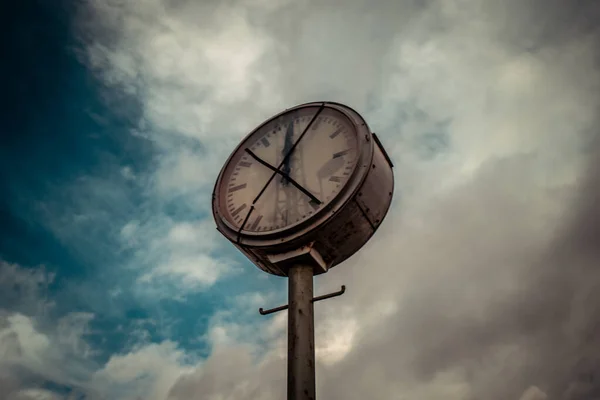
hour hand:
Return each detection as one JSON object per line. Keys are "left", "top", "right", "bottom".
{"left": 281, "top": 120, "right": 294, "bottom": 184}
{"left": 244, "top": 148, "right": 321, "bottom": 205}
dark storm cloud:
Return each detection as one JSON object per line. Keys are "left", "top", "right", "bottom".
{"left": 322, "top": 153, "right": 600, "bottom": 400}
{"left": 75, "top": 0, "right": 600, "bottom": 398}
{"left": 483, "top": 0, "right": 600, "bottom": 52}
{"left": 535, "top": 132, "right": 600, "bottom": 399}
{"left": 314, "top": 4, "right": 600, "bottom": 393}
{"left": 315, "top": 1, "right": 600, "bottom": 399}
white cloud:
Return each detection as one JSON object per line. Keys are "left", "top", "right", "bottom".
{"left": 7, "top": 389, "right": 65, "bottom": 400}
{"left": 0, "top": 314, "right": 51, "bottom": 368}
{"left": 92, "top": 341, "right": 193, "bottom": 400}
{"left": 120, "top": 220, "right": 140, "bottom": 248}
{"left": 520, "top": 386, "right": 548, "bottom": 400}
{"left": 121, "top": 166, "right": 136, "bottom": 180}
{"left": 139, "top": 253, "right": 232, "bottom": 290}
{"left": 55, "top": 312, "right": 96, "bottom": 360}
{"left": 0, "top": 259, "right": 192, "bottom": 399}
{"left": 0, "top": 262, "right": 101, "bottom": 397}
{"left": 166, "top": 303, "right": 288, "bottom": 400}
{"left": 153, "top": 149, "right": 224, "bottom": 203}
{"left": 315, "top": 315, "right": 357, "bottom": 366}
{"left": 166, "top": 220, "right": 218, "bottom": 251}
{"left": 168, "top": 345, "right": 284, "bottom": 400}
{"left": 75, "top": 0, "right": 600, "bottom": 399}
{"left": 0, "top": 312, "right": 97, "bottom": 396}
{"left": 130, "top": 218, "right": 237, "bottom": 293}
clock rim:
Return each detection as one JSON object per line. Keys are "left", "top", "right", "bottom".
{"left": 212, "top": 101, "right": 373, "bottom": 241}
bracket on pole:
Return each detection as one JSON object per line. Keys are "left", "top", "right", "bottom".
{"left": 259, "top": 285, "right": 346, "bottom": 315}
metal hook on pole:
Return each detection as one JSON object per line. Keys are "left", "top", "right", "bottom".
{"left": 258, "top": 285, "right": 346, "bottom": 315}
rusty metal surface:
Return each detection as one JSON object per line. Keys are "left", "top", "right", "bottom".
{"left": 287, "top": 265, "right": 315, "bottom": 400}
{"left": 311, "top": 285, "right": 345, "bottom": 303}
{"left": 212, "top": 101, "right": 371, "bottom": 244}
{"left": 354, "top": 134, "right": 395, "bottom": 229}
{"left": 259, "top": 303, "right": 288, "bottom": 315}
{"left": 314, "top": 198, "right": 375, "bottom": 267}
{"left": 266, "top": 243, "right": 328, "bottom": 274}
{"left": 212, "top": 101, "right": 395, "bottom": 277}
{"left": 258, "top": 285, "right": 345, "bottom": 315}
{"left": 372, "top": 132, "right": 394, "bottom": 168}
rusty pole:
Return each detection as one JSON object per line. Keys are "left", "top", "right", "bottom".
{"left": 287, "top": 264, "right": 316, "bottom": 400}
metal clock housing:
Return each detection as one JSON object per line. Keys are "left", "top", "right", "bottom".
{"left": 212, "top": 101, "right": 394, "bottom": 276}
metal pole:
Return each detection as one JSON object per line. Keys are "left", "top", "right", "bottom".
{"left": 288, "top": 264, "right": 316, "bottom": 400}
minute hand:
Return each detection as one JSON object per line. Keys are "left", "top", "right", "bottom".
{"left": 245, "top": 149, "right": 321, "bottom": 205}
{"left": 281, "top": 120, "right": 294, "bottom": 185}
{"left": 277, "top": 103, "right": 325, "bottom": 172}
{"left": 251, "top": 103, "right": 326, "bottom": 205}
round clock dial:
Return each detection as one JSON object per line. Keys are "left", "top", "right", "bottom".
{"left": 218, "top": 105, "right": 360, "bottom": 234}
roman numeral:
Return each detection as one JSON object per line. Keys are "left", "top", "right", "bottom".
{"left": 228, "top": 183, "right": 247, "bottom": 193}
{"left": 329, "top": 176, "right": 342, "bottom": 183}
{"left": 239, "top": 161, "right": 252, "bottom": 168}
{"left": 230, "top": 203, "right": 247, "bottom": 217}
{"left": 261, "top": 137, "right": 270, "bottom": 147}
{"left": 329, "top": 127, "right": 344, "bottom": 139}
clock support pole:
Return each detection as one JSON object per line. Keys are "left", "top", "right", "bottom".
{"left": 258, "top": 266, "right": 346, "bottom": 400}
{"left": 287, "top": 264, "right": 315, "bottom": 400}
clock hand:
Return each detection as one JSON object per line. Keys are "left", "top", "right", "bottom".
{"left": 236, "top": 204, "right": 255, "bottom": 242}
{"left": 251, "top": 103, "right": 325, "bottom": 206}
{"left": 245, "top": 148, "right": 322, "bottom": 205}
{"left": 281, "top": 118, "right": 294, "bottom": 185}
{"left": 278, "top": 104, "right": 324, "bottom": 172}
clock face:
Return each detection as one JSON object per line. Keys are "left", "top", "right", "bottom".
{"left": 218, "top": 105, "right": 360, "bottom": 234}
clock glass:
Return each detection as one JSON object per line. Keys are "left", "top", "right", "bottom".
{"left": 218, "top": 105, "right": 359, "bottom": 234}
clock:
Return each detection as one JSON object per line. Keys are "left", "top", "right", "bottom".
{"left": 212, "top": 101, "right": 394, "bottom": 276}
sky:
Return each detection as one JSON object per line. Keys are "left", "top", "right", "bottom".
{"left": 2, "top": 0, "right": 600, "bottom": 399}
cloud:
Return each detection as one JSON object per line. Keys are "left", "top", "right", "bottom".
{"left": 0, "top": 310, "right": 98, "bottom": 389}
{"left": 520, "top": 386, "right": 548, "bottom": 400}
{"left": 75, "top": 0, "right": 600, "bottom": 399}
{"left": 0, "top": 261, "right": 196, "bottom": 399}
{"left": 167, "top": 345, "right": 284, "bottom": 400}
{"left": 0, "top": 261, "right": 55, "bottom": 317}
{"left": 0, "top": 311, "right": 96, "bottom": 398}
{"left": 0, "top": 371, "right": 22, "bottom": 399}
{"left": 7, "top": 388, "right": 66, "bottom": 400}
{"left": 123, "top": 217, "right": 237, "bottom": 295}
{"left": 0, "top": 262, "right": 96, "bottom": 397}
{"left": 91, "top": 341, "right": 193, "bottom": 400}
